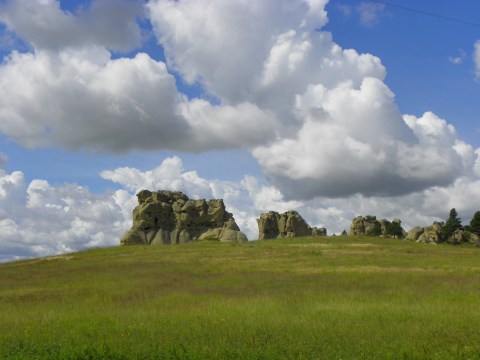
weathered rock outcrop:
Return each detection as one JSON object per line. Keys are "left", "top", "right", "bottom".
{"left": 257, "top": 210, "right": 326, "bottom": 240}
{"left": 417, "top": 222, "right": 444, "bottom": 244}
{"left": 406, "top": 224, "right": 480, "bottom": 245}
{"left": 349, "top": 216, "right": 381, "bottom": 236}
{"left": 405, "top": 226, "right": 424, "bottom": 241}
{"left": 404, "top": 220, "right": 480, "bottom": 245}
{"left": 446, "top": 229, "right": 468, "bottom": 245}
{"left": 349, "top": 216, "right": 405, "bottom": 238}
{"left": 446, "top": 229, "right": 480, "bottom": 245}
{"left": 120, "top": 190, "right": 247, "bottom": 245}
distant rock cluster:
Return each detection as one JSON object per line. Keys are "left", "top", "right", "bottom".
{"left": 349, "top": 216, "right": 405, "bottom": 238}
{"left": 120, "top": 190, "right": 479, "bottom": 248}
{"left": 405, "top": 223, "right": 479, "bottom": 245}
{"left": 349, "top": 215, "right": 480, "bottom": 246}
{"left": 256, "top": 210, "right": 326, "bottom": 240}
{"left": 120, "top": 190, "right": 247, "bottom": 245}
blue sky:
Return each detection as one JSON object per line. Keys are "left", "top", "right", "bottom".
{"left": 326, "top": 0, "right": 480, "bottom": 147}
{"left": 0, "top": 0, "right": 479, "bottom": 262}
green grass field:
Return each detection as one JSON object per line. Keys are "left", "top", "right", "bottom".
{"left": 1, "top": 236, "right": 480, "bottom": 359}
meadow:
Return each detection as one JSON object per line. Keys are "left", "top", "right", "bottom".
{"left": 1, "top": 236, "right": 479, "bottom": 359}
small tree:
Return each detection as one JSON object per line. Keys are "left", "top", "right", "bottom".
{"left": 469, "top": 211, "right": 480, "bottom": 236}
{"left": 443, "top": 208, "right": 462, "bottom": 240}
{"left": 385, "top": 221, "right": 404, "bottom": 239}
{"left": 371, "top": 221, "right": 382, "bottom": 237}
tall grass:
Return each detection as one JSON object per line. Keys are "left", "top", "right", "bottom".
{"left": 1, "top": 237, "right": 479, "bottom": 359}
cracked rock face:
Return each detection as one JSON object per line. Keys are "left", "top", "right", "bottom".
{"left": 256, "top": 210, "right": 325, "bottom": 240}
{"left": 120, "top": 190, "right": 247, "bottom": 245}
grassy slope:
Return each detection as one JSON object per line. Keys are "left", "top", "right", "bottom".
{"left": 1, "top": 236, "right": 480, "bottom": 359}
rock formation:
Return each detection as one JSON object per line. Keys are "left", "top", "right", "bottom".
{"left": 257, "top": 210, "right": 326, "bottom": 240}
{"left": 349, "top": 216, "right": 382, "bottom": 236}
{"left": 405, "top": 223, "right": 480, "bottom": 245}
{"left": 416, "top": 222, "right": 444, "bottom": 244}
{"left": 349, "top": 216, "right": 405, "bottom": 238}
{"left": 120, "top": 190, "right": 247, "bottom": 245}
{"left": 405, "top": 226, "right": 424, "bottom": 241}
{"left": 446, "top": 229, "right": 469, "bottom": 245}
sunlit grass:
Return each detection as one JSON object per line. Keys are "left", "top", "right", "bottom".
{"left": 1, "top": 237, "right": 480, "bottom": 359}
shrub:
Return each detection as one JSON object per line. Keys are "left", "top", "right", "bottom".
{"left": 385, "top": 221, "right": 404, "bottom": 238}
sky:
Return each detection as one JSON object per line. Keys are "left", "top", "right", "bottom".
{"left": 0, "top": 0, "right": 479, "bottom": 262}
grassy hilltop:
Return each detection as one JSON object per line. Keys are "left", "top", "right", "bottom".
{"left": 1, "top": 237, "right": 480, "bottom": 359}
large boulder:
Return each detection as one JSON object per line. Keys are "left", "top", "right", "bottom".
{"left": 417, "top": 222, "right": 444, "bottom": 244}
{"left": 120, "top": 190, "right": 247, "bottom": 245}
{"left": 349, "top": 216, "right": 381, "bottom": 236}
{"left": 349, "top": 216, "right": 405, "bottom": 238}
{"left": 257, "top": 210, "right": 325, "bottom": 240}
{"left": 405, "top": 226, "right": 424, "bottom": 241}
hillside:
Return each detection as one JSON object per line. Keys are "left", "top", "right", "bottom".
{"left": 1, "top": 237, "right": 480, "bottom": 359}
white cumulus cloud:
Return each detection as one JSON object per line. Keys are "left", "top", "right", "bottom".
{"left": 254, "top": 80, "right": 472, "bottom": 199}
{"left": 148, "top": 0, "right": 474, "bottom": 199}
{"left": 0, "top": 166, "right": 133, "bottom": 263}
{"left": 0, "top": 0, "right": 144, "bottom": 52}
{"left": 0, "top": 0, "right": 277, "bottom": 152}
{"left": 147, "top": 0, "right": 330, "bottom": 104}
{"left": 0, "top": 49, "right": 184, "bottom": 151}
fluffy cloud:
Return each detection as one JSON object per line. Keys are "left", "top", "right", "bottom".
{"left": 147, "top": 0, "right": 330, "bottom": 103}
{"left": 148, "top": 0, "right": 384, "bottom": 123}
{"left": 0, "top": 0, "right": 144, "bottom": 52}
{"left": 0, "top": 49, "right": 183, "bottom": 151}
{"left": 0, "top": 166, "right": 132, "bottom": 262}
{"left": 254, "top": 81, "right": 474, "bottom": 198}
{"left": 0, "top": 1, "right": 277, "bottom": 152}
{"left": 148, "top": 0, "right": 475, "bottom": 199}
